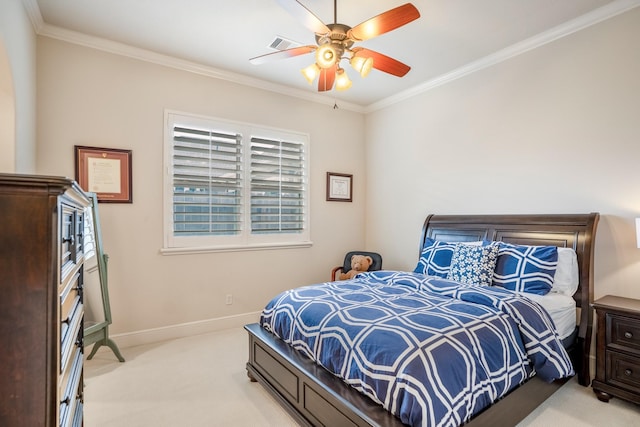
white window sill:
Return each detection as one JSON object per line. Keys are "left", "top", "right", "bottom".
{"left": 160, "top": 241, "right": 313, "bottom": 256}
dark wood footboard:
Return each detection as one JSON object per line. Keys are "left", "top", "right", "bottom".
{"left": 245, "top": 323, "right": 406, "bottom": 427}
{"left": 246, "top": 322, "right": 567, "bottom": 427}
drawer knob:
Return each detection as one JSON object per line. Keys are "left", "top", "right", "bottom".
{"left": 624, "top": 331, "right": 633, "bottom": 339}
{"left": 625, "top": 369, "right": 632, "bottom": 377}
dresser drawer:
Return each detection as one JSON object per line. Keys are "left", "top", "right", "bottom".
{"left": 59, "top": 347, "right": 83, "bottom": 427}
{"left": 606, "top": 350, "right": 640, "bottom": 393}
{"left": 60, "top": 299, "right": 83, "bottom": 374}
{"left": 60, "top": 204, "right": 85, "bottom": 284}
{"left": 60, "top": 205, "right": 76, "bottom": 281}
{"left": 71, "top": 400, "right": 83, "bottom": 427}
{"left": 60, "top": 272, "right": 81, "bottom": 323}
{"left": 608, "top": 313, "right": 640, "bottom": 354}
{"left": 75, "top": 211, "right": 85, "bottom": 261}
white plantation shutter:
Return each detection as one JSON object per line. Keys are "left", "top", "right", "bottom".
{"left": 172, "top": 126, "right": 242, "bottom": 236}
{"left": 164, "top": 112, "right": 310, "bottom": 252}
{"left": 250, "top": 137, "right": 305, "bottom": 235}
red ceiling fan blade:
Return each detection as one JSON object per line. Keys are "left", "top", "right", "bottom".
{"left": 249, "top": 45, "right": 316, "bottom": 65}
{"left": 352, "top": 48, "right": 411, "bottom": 77}
{"left": 318, "top": 65, "right": 337, "bottom": 91}
{"left": 276, "top": 0, "right": 331, "bottom": 35}
{"left": 348, "top": 3, "right": 420, "bottom": 41}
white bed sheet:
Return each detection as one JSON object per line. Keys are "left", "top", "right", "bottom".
{"left": 523, "top": 292, "right": 577, "bottom": 340}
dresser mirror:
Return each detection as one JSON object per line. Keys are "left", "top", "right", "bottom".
{"left": 83, "top": 192, "right": 125, "bottom": 362}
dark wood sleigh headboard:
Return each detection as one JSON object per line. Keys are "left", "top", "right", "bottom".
{"left": 420, "top": 213, "right": 600, "bottom": 386}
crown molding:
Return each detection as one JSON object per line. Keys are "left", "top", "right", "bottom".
{"left": 23, "top": 0, "right": 640, "bottom": 114}
{"left": 34, "top": 21, "right": 365, "bottom": 114}
{"left": 365, "top": 0, "right": 640, "bottom": 113}
{"left": 37, "top": 23, "right": 366, "bottom": 113}
{"left": 21, "top": 0, "right": 43, "bottom": 31}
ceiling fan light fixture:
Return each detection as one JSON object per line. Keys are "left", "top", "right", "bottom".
{"left": 301, "top": 63, "right": 320, "bottom": 84}
{"left": 316, "top": 44, "right": 337, "bottom": 69}
{"left": 350, "top": 55, "right": 373, "bottom": 77}
{"left": 335, "top": 68, "right": 352, "bottom": 91}
{"left": 250, "top": 1, "right": 420, "bottom": 93}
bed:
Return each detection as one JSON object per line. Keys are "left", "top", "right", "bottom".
{"left": 245, "top": 213, "right": 599, "bottom": 426}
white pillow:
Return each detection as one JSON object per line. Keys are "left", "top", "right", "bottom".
{"left": 551, "top": 247, "right": 579, "bottom": 296}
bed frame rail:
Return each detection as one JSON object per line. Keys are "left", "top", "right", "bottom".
{"left": 246, "top": 323, "right": 405, "bottom": 427}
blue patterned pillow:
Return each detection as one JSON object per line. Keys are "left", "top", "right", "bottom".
{"left": 493, "top": 243, "right": 558, "bottom": 295}
{"left": 447, "top": 243, "right": 499, "bottom": 286}
{"left": 414, "top": 238, "right": 457, "bottom": 277}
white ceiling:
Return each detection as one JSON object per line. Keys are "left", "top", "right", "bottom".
{"left": 30, "top": 0, "right": 638, "bottom": 109}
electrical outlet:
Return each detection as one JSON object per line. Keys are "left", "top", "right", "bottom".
{"left": 225, "top": 294, "right": 233, "bottom": 305}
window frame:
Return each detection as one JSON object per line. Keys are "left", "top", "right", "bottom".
{"left": 162, "top": 110, "right": 311, "bottom": 254}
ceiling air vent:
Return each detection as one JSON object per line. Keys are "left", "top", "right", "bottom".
{"left": 269, "top": 36, "right": 301, "bottom": 51}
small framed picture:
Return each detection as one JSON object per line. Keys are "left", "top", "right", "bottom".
{"left": 326, "top": 172, "right": 353, "bottom": 202}
{"left": 75, "top": 145, "right": 133, "bottom": 203}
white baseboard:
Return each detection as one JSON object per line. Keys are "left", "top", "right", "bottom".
{"left": 109, "top": 311, "right": 262, "bottom": 349}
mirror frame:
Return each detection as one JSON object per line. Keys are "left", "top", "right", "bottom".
{"left": 84, "top": 192, "right": 124, "bottom": 362}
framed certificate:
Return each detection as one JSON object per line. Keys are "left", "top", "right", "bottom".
{"left": 75, "top": 146, "right": 133, "bottom": 203}
{"left": 326, "top": 172, "right": 353, "bottom": 202}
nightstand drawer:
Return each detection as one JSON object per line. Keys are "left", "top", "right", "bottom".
{"left": 608, "top": 314, "right": 640, "bottom": 353}
{"left": 606, "top": 350, "right": 640, "bottom": 393}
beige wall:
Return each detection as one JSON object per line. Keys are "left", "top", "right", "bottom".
{"left": 36, "top": 38, "right": 367, "bottom": 342}
{"left": 0, "top": 0, "right": 37, "bottom": 173}
{"left": 366, "top": 8, "right": 640, "bottom": 301}
{"left": 22, "top": 5, "right": 640, "bottom": 345}
{"left": 0, "top": 42, "right": 15, "bottom": 172}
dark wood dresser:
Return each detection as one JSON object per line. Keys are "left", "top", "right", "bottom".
{"left": 0, "top": 174, "right": 90, "bottom": 426}
{"left": 592, "top": 295, "right": 640, "bottom": 405}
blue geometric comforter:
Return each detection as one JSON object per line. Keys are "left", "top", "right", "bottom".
{"left": 260, "top": 271, "right": 574, "bottom": 427}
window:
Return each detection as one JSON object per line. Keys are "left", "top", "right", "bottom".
{"left": 163, "top": 111, "right": 310, "bottom": 253}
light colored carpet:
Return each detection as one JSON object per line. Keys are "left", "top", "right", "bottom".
{"left": 84, "top": 327, "right": 639, "bottom": 426}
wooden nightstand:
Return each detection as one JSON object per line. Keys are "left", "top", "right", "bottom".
{"left": 592, "top": 295, "right": 640, "bottom": 405}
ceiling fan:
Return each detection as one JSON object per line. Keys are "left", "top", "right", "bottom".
{"left": 250, "top": 0, "right": 420, "bottom": 92}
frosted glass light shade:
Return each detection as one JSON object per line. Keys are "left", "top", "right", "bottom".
{"left": 350, "top": 55, "right": 373, "bottom": 77}
{"left": 335, "top": 69, "right": 352, "bottom": 91}
{"left": 301, "top": 63, "right": 320, "bottom": 84}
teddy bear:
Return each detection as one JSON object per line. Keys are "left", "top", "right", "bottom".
{"left": 339, "top": 254, "right": 374, "bottom": 280}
